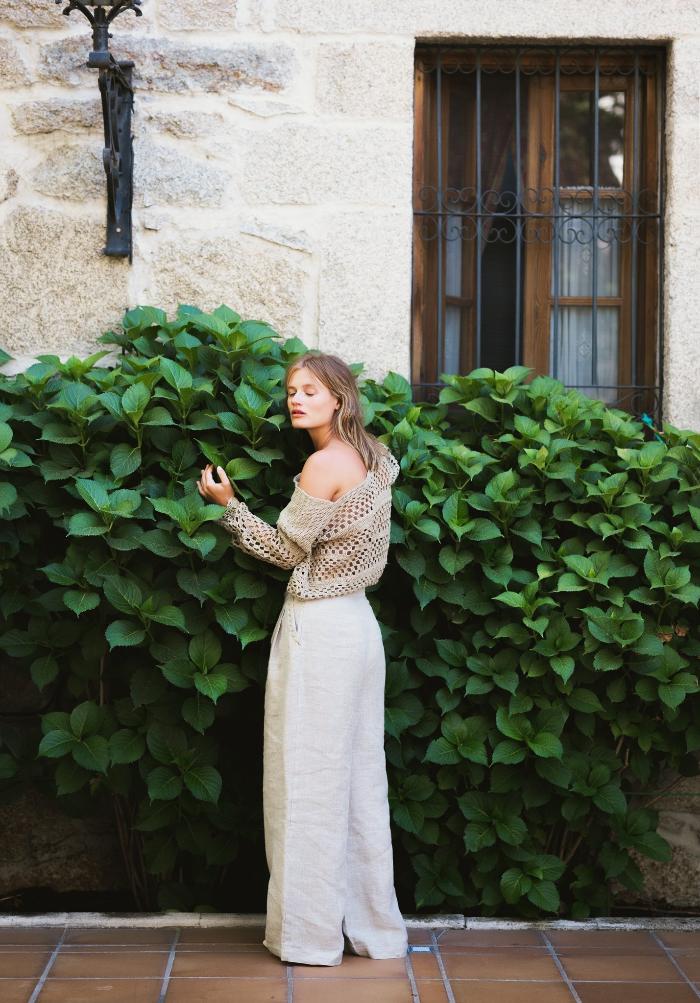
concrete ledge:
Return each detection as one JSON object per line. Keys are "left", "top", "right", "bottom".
{"left": 1, "top": 912, "right": 699, "bottom": 930}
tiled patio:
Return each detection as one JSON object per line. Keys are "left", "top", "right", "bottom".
{"left": 1, "top": 924, "right": 699, "bottom": 1002}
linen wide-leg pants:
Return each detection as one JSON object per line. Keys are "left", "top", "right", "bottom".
{"left": 261, "top": 587, "right": 408, "bottom": 966}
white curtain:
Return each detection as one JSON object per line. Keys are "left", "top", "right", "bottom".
{"left": 444, "top": 212, "right": 463, "bottom": 376}
{"left": 551, "top": 196, "right": 621, "bottom": 403}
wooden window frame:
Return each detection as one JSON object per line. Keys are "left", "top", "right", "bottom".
{"left": 411, "top": 44, "right": 665, "bottom": 418}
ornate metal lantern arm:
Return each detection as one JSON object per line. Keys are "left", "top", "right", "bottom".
{"left": 57, "top": 0, "right": 142, "bottom": 54}
{"left": 55, "top": 0, "right": 143, "bottom": 262}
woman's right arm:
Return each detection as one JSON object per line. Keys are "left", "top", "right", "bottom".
{"left": 217, "top": 496, "right": 309, "bottom": 569}
{"left": 213, "top": 453, "right": 340, "bottom": 570}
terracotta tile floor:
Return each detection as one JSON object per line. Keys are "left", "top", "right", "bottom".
{"left": 0, "top": 924, "right": 698, "bottom": 1002}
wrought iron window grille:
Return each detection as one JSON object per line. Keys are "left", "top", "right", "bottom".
{"left": 411, "top": 44, "right": 666, "bottom": 423}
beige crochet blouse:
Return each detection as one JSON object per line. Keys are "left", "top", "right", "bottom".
{"left": 216, "top": 444, "right": 400, "bottom": 599}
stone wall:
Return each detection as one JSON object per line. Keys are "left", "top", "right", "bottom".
{"left": 0, "top": 0, "right": 415, "bottom": 386}
{"left": 0, "top": 0, "right": 699, "bottom": 909}
{"left": 612, "top": 770, "right": 700, "bottom": 912}
{"left": 1, "top": 1, "right": 698, "bottom": 422}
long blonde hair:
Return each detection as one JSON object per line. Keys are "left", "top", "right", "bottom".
{"left": 285, "top": 351, "right": 388, "bottom": 472}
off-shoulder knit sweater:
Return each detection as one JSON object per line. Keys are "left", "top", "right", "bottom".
{"left": 216, "top": 444, "right": 400, "bottom": 599}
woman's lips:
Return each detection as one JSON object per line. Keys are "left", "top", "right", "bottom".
{"left": 292, "top": 411, "right": 305, "bottom": 415}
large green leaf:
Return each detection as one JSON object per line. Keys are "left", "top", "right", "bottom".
{"left": 106, "top": 619, "right": 146, "bottom": 649}
{"left": 527, "top": 879, "right": 559, "bottom": 912}
{"left": 67, "top": 512, "right": 108, "bottom": 536}
{"left": 147, "top": 767, "right": 183, "bottom": 801}
{"left": 526, "top": 732, "right": 563, "bottom": 759}
{"left": 38, "top": 729, "right": 76, "bottom": 758}
{"left": 189, "top": 631, "right": 222, "bottom": 673}
{"left": 103, "top": 576, "right": 143, "bottom": 614}
{"left": 182, "top": 697, "right": 215, "bottom": 734}
{"left": 184, "top": 765, "right": 222, "bottom": 803}
{"left": 193, "top": 672, "right": 228, "bottom": 703}
{"left": 160, "top": 358, "right": 193, "bottom": 394}
{"left": 110, "top": 443, "right": 142, "bottom": 479}
{"left": 72, "top": 735, "right": 110, "bottom": 774}
{"left": 0, "top": 422, "right": 13, "bottom": 452}
{"left": 109, "top": 729, "right": 146, "bottom": 765}
{"left": 70, "top": 701, "right": 100, "bottom": 739}
{"left": 75, "top": 478, "right": 109, "bottom": 513}
{"left": 63, "top": 589, "right": 100, "bottom": 616}
{"left": 122, "top": 382, "right": 151, "bottom": 423}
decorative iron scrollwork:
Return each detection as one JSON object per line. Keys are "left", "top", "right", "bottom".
{"left": 416, "top": 44, "right": 663, "bottom": 78}
{"left": 56, "top": 0, "right": 143, "bottom": 261}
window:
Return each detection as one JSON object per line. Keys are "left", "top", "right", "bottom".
{"left": 412, "top": 44, "right": 665, "bottom": 418}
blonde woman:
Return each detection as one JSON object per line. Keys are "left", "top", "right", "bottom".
{"left": 196, "top": 351, "right": 408, "bottom": 967}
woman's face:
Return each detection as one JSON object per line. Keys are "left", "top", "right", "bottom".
{"left": 286, "top": 366, "right": 339, "bottom": 428}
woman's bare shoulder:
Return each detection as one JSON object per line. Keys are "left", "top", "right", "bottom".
{"left": 297, "top": 450, "right": 344, "bottom": 502}
{"left": 301, "top": 445, "right": 367, "bottom": 501}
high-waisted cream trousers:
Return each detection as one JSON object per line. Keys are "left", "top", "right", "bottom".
{"left": 261, "top": 587, "right": 408, "bottom": 966}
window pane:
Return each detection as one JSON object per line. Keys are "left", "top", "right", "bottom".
{"left": 445, "top": 72, "right": 474, "bottom": 194}
{"left": 444, "top": 304, "right": 462, "bottom": 375}
{"left": 478, "top": 71, "right": 524, "bottom": 368}
{"left": 555, "top": 196, "right": 621, "bottom": 297}
{"left": 440, "top": 68, "right": 526, "bottom": 370}
{"left": 445, "top": 228, "right": 464, "bottom": 374}
{"left": 560, "top": 90, "right": 625, "bottom": 187}
{"left": 445, "top": 217, "right": 463, "bottom": 296}
{"left": 551, "top": 306, "right": 619, "bottom": 403}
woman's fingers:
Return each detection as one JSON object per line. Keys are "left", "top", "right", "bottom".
{"left": 197, "top": 463, "right": 233, "bottom": 504}
{"left": 197, "top": 464, "right": 211, "bottom": 497}
{"left": 199, "top": 464, "right": 222, "bottom": 502}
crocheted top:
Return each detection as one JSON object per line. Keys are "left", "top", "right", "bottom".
{"left": 216, "top": 444, "right": 400, "bottom": 599}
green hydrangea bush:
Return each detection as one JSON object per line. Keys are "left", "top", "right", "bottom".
{"left": 0, "top": 303, "right": 698, "bottom": 917}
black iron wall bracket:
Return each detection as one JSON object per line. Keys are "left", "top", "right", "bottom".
{"left": 56, "top": 0, "right": 143, "bottom": 262}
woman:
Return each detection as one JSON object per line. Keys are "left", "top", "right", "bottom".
{"left": 196, "top": 350, "right": 408, "bottom": 967}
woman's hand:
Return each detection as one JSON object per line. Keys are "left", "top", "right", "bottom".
{"left": 197, "top": 463, "right": 236, "bottom": 506}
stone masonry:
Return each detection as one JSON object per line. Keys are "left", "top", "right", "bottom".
{"left": 0, "top": 1, "right": 698, "bottom": 424}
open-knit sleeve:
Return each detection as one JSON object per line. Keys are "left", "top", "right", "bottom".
{"left": 385, "top": 448, "right": 400, "bottom": 485}
{"left": 216, "top": 483, "right": 338, "bottom": 570}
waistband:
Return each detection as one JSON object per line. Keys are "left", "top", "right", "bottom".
{"left": 286, "top": 587, "right": 367, "bottom": 606}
